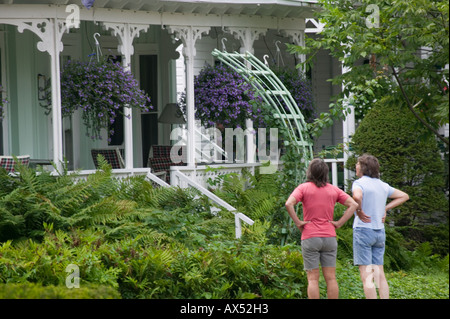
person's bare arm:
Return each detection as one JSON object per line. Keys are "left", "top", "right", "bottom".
{"left": 352, "top": 187, "right": 371, "bottom": 223}
{"left": 384, "top": 189, "right": 409, "bottom": 221}
{"left": 330, "top": 196, "right": 358, "bottom": 229}
{"left": 285, "top": 195, "right": 310, "bottom": 231}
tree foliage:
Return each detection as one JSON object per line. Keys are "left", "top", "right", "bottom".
{"left": 289, "top": 0, "right": 449, "bottom": 145}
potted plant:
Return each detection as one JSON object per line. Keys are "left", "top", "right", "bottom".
{"left": 271, "top": 67, "right": 316, "bottom": 124}
{"left": 180, "top": 63, "right": 265, "bottom": 129}
{"left": 60, "top": 56, "right": 152, "bottom": 140}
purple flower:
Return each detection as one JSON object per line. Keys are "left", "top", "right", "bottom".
{"left": 272, "top": 67, "right": 316, "bottom": 123}
{"left": 179, "top": 64, "right": 265, "bottom": 129}
{"left": 60, "top": 57, "right": 153, "bottom": 140}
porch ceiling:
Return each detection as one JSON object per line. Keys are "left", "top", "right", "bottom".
{"left": 1, "top": 0, "right": 318, "bottom": 19}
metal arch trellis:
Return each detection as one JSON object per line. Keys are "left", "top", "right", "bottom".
{"left": 211, "top": 48, "right": 314, "bottom": 185}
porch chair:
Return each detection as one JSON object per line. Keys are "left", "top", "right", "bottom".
{"left": 0, "top": 155, "right": 31, "bottom": 173}
{"left": 91, "top": 147, "right": 125, "bottom": 169}
{"left": 147, "top": 145, "right": 187, "bottom": 184}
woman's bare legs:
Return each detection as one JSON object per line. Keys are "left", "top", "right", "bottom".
{"left": 322, "top": 267, "right": 339, "bottom": 299}
{"left": 306, "top": 268, "right": 320, "bottom": 299}
{"left": 306, "top": 267, "right": 339, "bottom": 299}
{"left": 359, "top": 265, "right": 389, "bottom": 299}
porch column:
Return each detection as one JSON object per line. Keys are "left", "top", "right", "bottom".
{"left": 167, "top": 26, "right": 210, "bottom": 167}
{"left": 103, "top": 22, "right": 149, "bottom": 169}
{"left": 228, "top": 27, "right": 267, "bottom": 165}
{"left": 342, "top": 62, "right": 355, "bottom": 189}
{"left": 5, "top": 18, "right": 67, "bottom": 171}
{"left": 49, "top": 19, "right": 65, "bottom": 172}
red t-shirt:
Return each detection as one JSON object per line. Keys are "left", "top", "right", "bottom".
{"left": 290, "top": 182, "right": 350, "bottom": 240}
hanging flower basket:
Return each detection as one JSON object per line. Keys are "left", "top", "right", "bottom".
{"left": 180, "top": 64, "right": 265, "bottom": 129}
{"left": 271, "top": 67, "right": 316, "bottom": 124}
{"left": 60, "top": 56, "right": 152, "bottom": 140}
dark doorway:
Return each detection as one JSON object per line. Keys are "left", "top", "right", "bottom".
{"left": 108, "top": 55, "right": 124, "bottom": 147}
{"left": 139, "top": 55, "right": 158, "bottom": 167}
{"left": 0, "top": 50, "right": 3, "bottom": 154}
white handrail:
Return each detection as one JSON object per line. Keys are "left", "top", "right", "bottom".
{"left": 58, "top": 168, "right": 170, "bottom": 187}
{"left": 145, "top": 171, "right": 170, "bottom": 187}
{"left": 172, "top": 168, "right": 254, "bottom": 238}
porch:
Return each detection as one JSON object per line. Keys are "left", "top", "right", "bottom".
{"left": 0, "top": 1, "right": 353, "bottom": 236}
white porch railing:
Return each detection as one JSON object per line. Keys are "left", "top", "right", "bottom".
{"left": 170, "top": 163, "right": 260, "bottom": 189}
{"left": 324, "top": 158, "right": 345, "bottom": 188}
{"left": 62, "top": 168, "right": 169, "bottom": 187}
{"left": 170, "top": 159, "right": 345, "bottom": 189}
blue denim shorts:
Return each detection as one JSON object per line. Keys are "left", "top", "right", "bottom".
{"left": 353, "top": 227, "right": 386, "bottom": 266}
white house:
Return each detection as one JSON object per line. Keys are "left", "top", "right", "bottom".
{"left": 0, "top": 0, "right": 351, "bottom": 189}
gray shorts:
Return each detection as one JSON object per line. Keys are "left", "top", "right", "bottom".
{"left": 301, "top": 237, "right": 338, "bottom": 271}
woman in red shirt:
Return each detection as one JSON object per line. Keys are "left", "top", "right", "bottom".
{"left": 285, "top": 158, "right": 358, "bottom": 299}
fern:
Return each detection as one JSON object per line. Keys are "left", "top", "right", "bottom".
{"left": 254, "top": 167, "right": 283, "bottom": 196}
{"left": 69, "top": 197, "right": 136, "bottom": 227}
{"left": 102, "top": 222, "right": 172, "bottom": 245}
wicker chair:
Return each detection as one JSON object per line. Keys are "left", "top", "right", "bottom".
{"left": 147, "top": 145, "right": 186, "bottom": 183}
{"left": 91, "top": 148, "right": 125, "bottom": 169}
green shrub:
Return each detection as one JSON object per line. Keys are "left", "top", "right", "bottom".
{"left": 395, "top": 224, "right": 449, "bottom": 257}
{"left": 0, "top": 158, "right": 446, "bottom": 299}
{"left": 0, "top": 282, "right": 120, "bottom": 299}
{"left": 0, "top": 227, "right": 307, "bottom": 299}
{"left": 0, "top": 165, "right": 307, "bottom": 299}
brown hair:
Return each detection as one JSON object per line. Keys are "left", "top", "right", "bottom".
{"left": 306, "top": 158, "right": 329, "bottom": 187}
{"left": 358, "top": 154, "right": 380, "bottom": 178}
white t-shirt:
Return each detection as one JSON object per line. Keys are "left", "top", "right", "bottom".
{"left": 352, "top": 176, "right": 395, "bottom": 229}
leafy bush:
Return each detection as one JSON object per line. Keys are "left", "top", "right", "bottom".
{"left": 0, "top": 225, "right": 307, "bottom": 299}
{"left": 0, "top": 282, "right": 120, "bottom": 299}
{"left": 0, "top": 159, "right": 447, "bottom": 299}
{"left": 396, "top": 224, "right": 449, "bottom": 257}
{"left": 0, "top": 162, "right": 308, "bottom": 299}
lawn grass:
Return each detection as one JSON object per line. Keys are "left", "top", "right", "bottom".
{"left": 318, "top": 260, "right": 449, "bottom": 299}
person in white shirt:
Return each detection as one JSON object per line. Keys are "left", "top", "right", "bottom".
{"left": 352, "top": 154, "right": 409, "bottom": 299}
